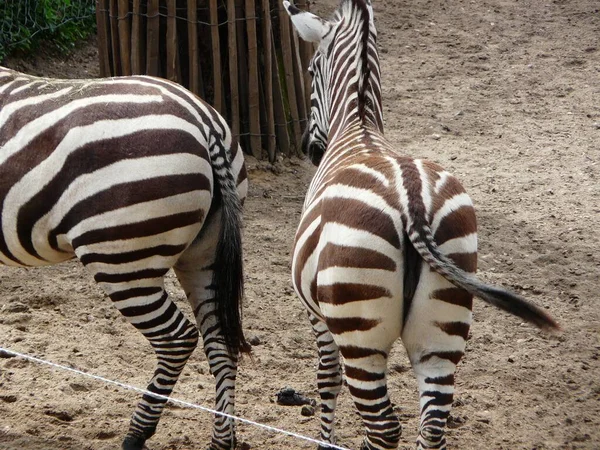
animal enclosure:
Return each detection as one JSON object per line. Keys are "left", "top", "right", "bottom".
{"left": 95, "top": 0, "right": 312, "bottom": 161}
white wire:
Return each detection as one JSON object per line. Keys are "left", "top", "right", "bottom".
{"left": 0, "top": 346, "right": 351, "bottom": 450}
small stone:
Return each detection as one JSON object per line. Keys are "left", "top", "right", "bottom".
{"left": 508, "top": 356, "right": 515, "bottom": 363}
{"left": 0, "top": 394, "right": 17, "bottom": 403}
{"left": 0, "top": 349, "right": 16, "bottom": 359}
{"left": 4, "top": 302, "right": 29, "bottom": 313}
{"left": 450, "top": 155, "right": 457, "bottom": 160}
{"left": 248, "top": 335, "right": 261, "bottom": 346}
{"left": 301, "top": 405, "right": 315, "bottom": 417}
{"left": 431, "top": 134, "right": 441, "bottom": 140}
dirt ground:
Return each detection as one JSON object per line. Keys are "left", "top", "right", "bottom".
{"left": 1, "top": 0, "right": 599, "bottom": 449}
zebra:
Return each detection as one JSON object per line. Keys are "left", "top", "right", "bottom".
{"left": 0, "top": 66, "right": 249, "bottom": 450}
{"left": 283, "top": 1, "right": 560, "bottom": 449}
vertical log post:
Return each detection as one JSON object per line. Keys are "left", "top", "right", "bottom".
{"left": 146, "top": 0, "right": 159, "bottom": 76}
{"left": 166, "top": 0, "right": 177, "bottom": 82}
{"left": 245, "top": 0, "right": 261, "bottom": 158}
{"left": 278, "top": 2, "right": 302, "bottom": 152}
{"left": 209, "top": 0, "right": 223, "bottom": 113}
{"left": 228, "top": 0, "right": 239, "bottom": 136}
{"left": 131, "top": 0, "right": 143, "bottom": 74}
{"left": 262, "top": 0, "right": 276, "bottom": 162}
{"left": 187, "top": 0, "right": 202, "bottom": 96}
{"left": 117, "top": 0, "right": 131, "bottom": 75}
{"left": 96, "top": 0, "right": 111, "bottom": 77}
{"left": 108, "top": 0, "right": 121, "bottom": 75}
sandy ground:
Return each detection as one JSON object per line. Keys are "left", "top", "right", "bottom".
{"left": 1, "top": 0, "right": 599, "bottom": 449}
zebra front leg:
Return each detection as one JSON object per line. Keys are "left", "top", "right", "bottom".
{"left": 175, "top": 261, "right": 238, "bottom": 449}
{"left": 308, "top": 313, "right": 343, "bottom": 449}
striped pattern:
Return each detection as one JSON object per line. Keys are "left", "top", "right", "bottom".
{"left": 285, "top": 1, "right": 559, "bottom": 449}
{"left": 0, "top": 66, "right": 248, "bottom": 450}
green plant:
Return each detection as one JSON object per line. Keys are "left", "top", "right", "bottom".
{"left": 0, "top": 0, "right": 96, "bottom": 62}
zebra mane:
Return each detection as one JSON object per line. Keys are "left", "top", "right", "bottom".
{"left": 336, "top": 0, "right": 378, "bottom": 126}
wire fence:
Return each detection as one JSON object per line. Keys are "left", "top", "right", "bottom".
{"left": 0, "top": 0, "right": 96, "bottom": 61}
{"left": 0, "top": 0, "right": 312, "bottom": 162}
{"left": 96, "top": 0, "right": 313, "bottom": 161}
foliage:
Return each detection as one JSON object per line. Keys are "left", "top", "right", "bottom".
{"left": 0, "top": 0, "right": 96, "bottom": 62}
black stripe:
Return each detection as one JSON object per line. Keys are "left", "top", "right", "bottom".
{"left": 71, "top": 210, "right": 203, "bottom": 248}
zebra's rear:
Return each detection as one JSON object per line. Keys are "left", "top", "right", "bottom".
{"left": 0, "top": 67, "right": 247, "bottom": 449}
{"left": 285, "top": 1, "right": 558, "bottom": 449}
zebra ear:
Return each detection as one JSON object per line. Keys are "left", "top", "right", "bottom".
{"left": 283, "top": 1, "right": 331, "bottom": 43}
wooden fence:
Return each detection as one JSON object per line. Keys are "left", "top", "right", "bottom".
{"left": 95, "top": 0, "right": 313, "bottom": 161}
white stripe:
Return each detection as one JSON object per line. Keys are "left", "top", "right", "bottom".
{"left": 3, "top": 115, "right": 207, "bottom": 261}
{"left": 415, "top": 159, "right": 433, "bottom": 216}
{"left": 0, "top": 93, "right": 163, "bottom": 167}
{"left": 66, "top": 191, "right": 206, "bottom": 245}
{"left": 438, "top": 233, "right": 478, "bottom": 255}
{"left": 348, "top": 163, "right": 390, "bottom": 187}
{"left": 430, "top": 193, "right": 473, "bottom": 234}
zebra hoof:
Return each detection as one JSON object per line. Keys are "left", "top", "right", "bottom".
{"left": 122, "top": 435, "right": 147, "bottom": 450}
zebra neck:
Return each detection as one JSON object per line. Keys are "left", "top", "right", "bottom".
{"left": 326, "top": 13, "right": 383, "bottom": 142}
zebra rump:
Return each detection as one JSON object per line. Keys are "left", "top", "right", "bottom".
{"left": 0, "top": 66, "right": 248, "bottom": 449}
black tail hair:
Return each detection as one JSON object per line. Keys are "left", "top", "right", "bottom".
{"left": 211, "top": 144, "right": 250, "bottom": 355}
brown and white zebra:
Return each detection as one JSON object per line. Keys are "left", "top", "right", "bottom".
{"left": 284, "top": 1, "right": 560, "bottom": 449}
{"left": 0, "top": 66, "right": 249, "bottom": 450}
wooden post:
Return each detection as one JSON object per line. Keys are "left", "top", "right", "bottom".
{"left": 209, "top": 0, "right": 223, "bottom": 113}
{"left": 272, "top": 36, "right": 291, "bottom": 157}
{"left": 262, "top": 0, "right": 276, "bottom": 162}
{"left": 228, "top": 0, "right": 239, "bottom": 136}
{"left": 131, "top": 0, "right": 143, "bottom": 74}
{"left": 95, "top": 0, "right": 111, "bottom": 77}
{"left": 166, "top": 0, "right": 177, "bottom": 82}
{"left": 278, "top": 2, "right": 302, "bottom": 151}
{"left": 296, "top": 0, "right": 313, "bottom": 115}
{"left": 187, "top": 0, "right": 202, "bottom": 96}
{"left": 146, "top": 0, "right": 160, "bottom": 76}
{"left": 117, "top": 0, "right": 131, "bottom": 75}
{"left": 108, "top": 0, "right": 121, "bottom": 75}
{"left": 245, "top": 0, "right": 261, "bottom": 158}
{"left": 290, "top": 24, "right": 307, "bottom": 133}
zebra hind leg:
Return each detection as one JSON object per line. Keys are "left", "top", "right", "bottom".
{"left": 307, "top": 314, "right": 343, "bottom": 449}
{"left": 100, "top": 280, "right": 199, "bottom": 450}
{"left": 175, "top": 244, "right": 239, "bottom": 449}
{"left": 402, "top": 274, "right": 472, "bottom": 450}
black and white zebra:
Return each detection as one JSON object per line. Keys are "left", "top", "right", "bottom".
{"left": 0, "top": 66, "right": 249, "bottom": 450}
{"left": 284, "top": 1, "right": 559, "bottom": 449}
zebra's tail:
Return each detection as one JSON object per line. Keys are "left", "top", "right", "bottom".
{"left": 211, "top": 143, "right": 251, "bottom": 355}
{"left": 406, "top": 219, "right": 560, "bottom": 331}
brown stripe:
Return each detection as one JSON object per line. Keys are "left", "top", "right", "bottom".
{"left": 435, "top": 321, "right": 470, "bottom": 340}
{"left": 424, "top": 374, "right": 455, "bottom": 386}
{"left": 319, "top": 243, "right": 396, "bottom": 272}
{"left": 345, "top": 366, "right": 385, "bottom": 382}
{"left": 420, "top": 351, "right": 463, "bottom": 365}
{"left": 446, "top": 252, "right": 477, "bottom": 273}
{"left": 110, "top": 286, "right": 163, "bottom": 302}
{"left": 431, "top": 287, "right": 473, "bottom": 309}
{"left": 427, "top": 172, "right": 466, "bottom": 220}
{"left": 318, "top": 283, "right": 391, "bottom": 305}
{"left": 293, "top": 220, "right": 321, "bottom": 301}
{"left": 49, "top": 173, "right": 210, "bottom": 251}
{"left": 321, "top": 197, "right": 400, "bottom": 249}
{"left": 433, "top": 205, "right": 477, "bottom": 246}
{"left": 326, "top": 317, "right": 380, "bottom": 335}
{"left": 94, "top": 268, "right": 169, "bottom": 284}
{"left": 79, "top": 244, "right": 187, "bottom": 265}
{"left": 347, "top": 384, "right": 387, "bottom": 401}
{"left": 71, "top": 210, "right": 203, "bottom": 249}
{"left": 339, "top": 345, "right": 387, "bottom": 359}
